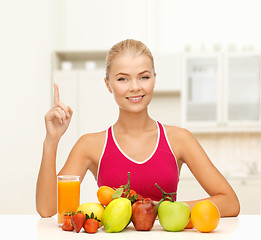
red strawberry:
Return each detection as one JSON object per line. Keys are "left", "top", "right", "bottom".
{"left": 63, "top": 211, "right": 73, "bottom": 222}
{"left": 62, "top": 218, "right": 74, "bottom": 231}
{"left": 84, "top": 219, "right": 99, "bottom": 234}
{"left": 83, "top": 212, "right": 100, "bottom": 234}
{"left": 129, "top": 189, "right": 137, "bottom": 197}
{"left": 129, "top": 189, "right": 143, "bottom": 202}
{"left": 72, "top": 211, "right": 86, "bottom": 233}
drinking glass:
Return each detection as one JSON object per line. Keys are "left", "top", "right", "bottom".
{"left": 57, "top": 175, "right": 80, "bottom": 226}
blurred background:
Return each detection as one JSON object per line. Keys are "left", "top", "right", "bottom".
{"left": 0, "top": 0, "right": 261, "bottom": 215}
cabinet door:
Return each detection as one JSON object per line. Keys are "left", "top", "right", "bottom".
{"left": 78, "top": 70, "right": 118, "bottom": 134}
{"left": 225, "top": 55, "right": 261, "bottom": 123}
{"left": 183, "top": 55, "right": 222, "bottom": 125}
{"left": 229, "top": 179, "right": 261, "bottom": 214}
{"left": 53, "top": 71, "right": 79, "bottom": 169}
{"left": 154, "top": 54, "right": 181, "bottom": 92}
{"left": 177, "top": 178, "right": 209, "bottom": 202}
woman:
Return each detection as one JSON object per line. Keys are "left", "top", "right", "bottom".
{"left": 36, "top": 39, "right": 240, "bottom": 218}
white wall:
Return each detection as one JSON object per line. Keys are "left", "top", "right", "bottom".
{"left": 1, "top": 0, "right": 261, "bottom": 214}
{"left": 0, "top": 0, "right": 58, "bottom": 214}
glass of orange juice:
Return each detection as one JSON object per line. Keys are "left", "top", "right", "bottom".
{"left": 57, "top": 175, "right": 80, "bottom": 226}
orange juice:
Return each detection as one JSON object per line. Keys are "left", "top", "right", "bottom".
{"left": 57, "top": 175, "right": 80, "bottom": 225}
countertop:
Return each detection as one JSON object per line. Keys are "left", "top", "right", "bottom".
{"left": 1, "top": 214, "right": 261, "bottom": 240}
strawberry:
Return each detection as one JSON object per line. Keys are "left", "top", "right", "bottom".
{"left": 129, "top": 189, "right": 137, "bottom": 197}
{"left": 63, "top": 211, "right": 73, "bottom": 222}
{"left": 62, "top": 218, "right": 74, "bottom": 231}
{"left": 84, "top": 219, "right": 99, "bottom": 234}
{"left": 129, "top": 189, "right": 144, "bottom": 203}
{"left": 83, "top": 212, "right": 100, "bottom": 234}
{"left": 72, "top": 211, "right": 86, "bottom": 233}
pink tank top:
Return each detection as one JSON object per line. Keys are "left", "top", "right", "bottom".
{"left": 97, "top": 121, "right": 179, "bottom": 201}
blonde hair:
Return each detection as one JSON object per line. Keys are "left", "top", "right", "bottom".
{"left": 105, "top": 39, "right": 155, "bottom": 79}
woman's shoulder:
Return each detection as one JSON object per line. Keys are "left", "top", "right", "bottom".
{"left": 72, "top": 129, "right": 108, "bottom": 163}
{"left": 78, "top": 129, "right": 107, "bottom": 147}
{"left": 163, "top": 124, "right": 193, "bottom": 141}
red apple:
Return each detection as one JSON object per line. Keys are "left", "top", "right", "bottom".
{"left": 131, "top": 198, "right": 158, "bottom": 231}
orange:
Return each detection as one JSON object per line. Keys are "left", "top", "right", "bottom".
{"left": 191, "top": 200, "right": 220, "bottom": 233}
{"left": 97, "top": 186, "right": 115, "bottom": 206}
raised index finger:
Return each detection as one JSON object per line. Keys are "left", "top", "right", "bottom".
{"left": 54, "top": 83, "right": 60, "bottom": 106}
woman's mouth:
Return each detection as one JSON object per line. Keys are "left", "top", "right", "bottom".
{"left": 126, "top": 95, "right": 145, "bottom": 103}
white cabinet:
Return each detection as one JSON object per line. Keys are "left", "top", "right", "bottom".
{"left": 53, "top": 69, "right": 118, "bottom": 147}
{"left": 182, "top": 54, "right": 222, "bottom": 125}
{"left": 154, "top": 54, "right": 182, "bottom": 92}
{"left": 177, "top": 177, "right": 209, "bottom": 202}
{"left": 229, "top": 178, "right": 261, "bottom": 215}
{"left": 78, "top": 70, "right": 118, "bottom": 134}
{"left": 224, "top": 54, "right": 261, "bottom": 125}
{"left": 53, "top": 71, "right": 79, "bottom": 171}
{"left": 59, "top": 0, "right": 151, "bottom": 50}
{"left": 183, "top": 53, "right": 261, "bottom": 132}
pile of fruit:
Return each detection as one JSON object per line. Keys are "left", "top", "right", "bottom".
{"left": 61, "top": 172, "right": 220, "bottom": 234}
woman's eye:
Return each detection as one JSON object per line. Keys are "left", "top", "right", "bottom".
{"left": 141, "top": 76, "right": 150, "bottom": 80}
{"left": 118, "top": 78, "right": 127, "bottom": 81}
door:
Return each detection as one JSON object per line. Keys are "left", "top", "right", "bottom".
{"left": 78, "top": 70, "right": 118, "bottom": 134}
{"left": 53, "top": 71, "right": 79, "bottom": 171}
{"left": 224, "top": 54, "right": 261, "bottom": 125}
{"left": 183, "top": 54, "right": 222, "bottom": 127}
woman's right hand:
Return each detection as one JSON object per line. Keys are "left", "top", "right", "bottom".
{"left": 44, "top": 83, "right": 73, "bottom": 141}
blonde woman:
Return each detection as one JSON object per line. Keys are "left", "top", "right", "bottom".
{"left": 36, "top": 39, "right": 240, "bottom": 218}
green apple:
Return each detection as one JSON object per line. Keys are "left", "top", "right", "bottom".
{"left": 158, "top": 201, "right": 191, "bottom": 232}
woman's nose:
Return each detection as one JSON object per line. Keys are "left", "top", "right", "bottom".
{"left": 129, "top": 79, "right": 141, "bottom": 92}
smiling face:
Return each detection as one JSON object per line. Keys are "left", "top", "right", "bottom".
{"left": 105, "top": 52, "right": 156, "bottom": 113}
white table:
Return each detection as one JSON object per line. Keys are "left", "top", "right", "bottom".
{"left": 1, "top": 214, "right": 260, "bottom": 240}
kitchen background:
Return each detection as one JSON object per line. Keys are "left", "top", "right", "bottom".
{"left": 0, "top": 0, "right": 261, "bottom": 215}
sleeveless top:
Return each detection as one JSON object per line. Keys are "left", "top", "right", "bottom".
{"left": 97, "top": 121, "right": 179, "bottom": 201}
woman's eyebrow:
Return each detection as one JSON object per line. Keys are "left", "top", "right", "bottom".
{"left": 115, "top": 70, "right": 151, "bottom": 77}
{"left": 115, "top": 72, "right": 130, "bottom": 76}
{"left": 138, "top": 70, "right": 151, "bottom": 75}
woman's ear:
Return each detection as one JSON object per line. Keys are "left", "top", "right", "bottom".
{"left": 104, "top": 77, "right": 113, "bottom": 93}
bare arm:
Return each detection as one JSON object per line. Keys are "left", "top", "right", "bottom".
{"left": 36, "top": 138, "right": 59, "bottom": 217}
{"left": 169, "top": 127, "right": 240, "bottom": 217}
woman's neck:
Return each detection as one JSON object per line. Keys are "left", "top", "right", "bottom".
{"left": 114, "top": 109, "right": 156, "bottom": 134}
